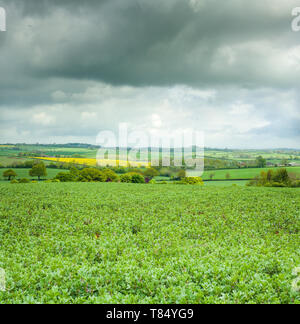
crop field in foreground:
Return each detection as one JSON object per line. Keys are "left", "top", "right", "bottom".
{"left": 0, "top": 183, "right": 299, "bottom": 304}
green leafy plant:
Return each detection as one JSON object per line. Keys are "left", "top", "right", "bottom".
{"left": 19, "top": 178, "right": 30, "bottom": 184}
{"left": 0, "top": 183, "right": 299, "bottom": 304}
{"left": 10, "top": 179, "right": 19, "bottom": 184}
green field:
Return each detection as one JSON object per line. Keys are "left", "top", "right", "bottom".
{"left": 205, "top": 149, "right": 300, "bottom": 164}
{"left": 0, "top": 182, "right": 299, "bottom": 304}
{"left": 0, "top": 168, "right": 65, "bottom": 182}
{"left": 202, "top": 167, "right": 300, "bottom": 180}
{"left": 204, "top": 180, "right": 249, "bottom": 186}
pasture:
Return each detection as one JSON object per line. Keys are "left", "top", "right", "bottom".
{"left": 204, "top": 180, "right": 249, "bottom": 186}
{"left": 202, "top": 167, "right": 300, "bottom": 180}
{"left": 0, "top": 183, "right": 299, "bottom": 304}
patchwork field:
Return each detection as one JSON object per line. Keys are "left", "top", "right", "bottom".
{"left": 0, "top": 183, "right": 299, "bottom": 304}
{"left": 34, "top": 157, "right": 150, "bottom": 168}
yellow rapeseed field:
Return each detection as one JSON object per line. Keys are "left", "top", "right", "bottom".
{"left": 34, "top": 157, "right": 150, "bottom": 168}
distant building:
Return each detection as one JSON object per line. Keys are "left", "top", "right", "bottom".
{"left": 288, "top": 162, "right": 300, "bottom": 167}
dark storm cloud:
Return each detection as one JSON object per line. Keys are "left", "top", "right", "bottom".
{"left": 1, "top": 0, "right": 299, "bottom": 88}
{"left": 0, "top": 0, "right": 299, "bottom": 147}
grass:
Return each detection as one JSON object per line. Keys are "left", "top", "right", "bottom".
{"left": 0, "top": 168, "right": 66, "bottom": 182}
{"left": 0, "top": 182, "right": 299, "bottom": 304}
{"left": 204, "top": 180, "right": 249, "bottom": 186}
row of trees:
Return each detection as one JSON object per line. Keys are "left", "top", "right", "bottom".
{"left": 3, "top": 163, "right": 47, "bottom": 181}
{"left": 0, "top": 160, "right": 71, "bottom": 170}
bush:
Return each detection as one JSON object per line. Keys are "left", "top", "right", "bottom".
{"left": 102, "top": 169, "right": 119, "bottom": 182}
{"left": 272, "top": 182, "right": 287, "bottom": 188}
{"left": 181, "top": 177, "right": 204, "bottom": 185}
{"left": 131, "top": 173, "right": 145, "bottom": 184}
{"left": 19, "top": 178, "right": 30, "bottom": 184}
{"left": 120, "top": 174, "right": 132, "bottom": 183}
{"left": 10, "top": 179, "right": 19, "bottom": 184}
{"left": 272, "top": 169, "right": 290, "bottom": 185}
{"left": 176, "top": 170, "right": 186, "bottom": 180}
{"left": 55, "top": 172, "right": 76, "bottom": 182}
{"left": 143, "top": 168, "right": 159, "bottom": 179}
{"left": 291, "top": 181, "right": 300, "bottom": 188}
{"left": 79, "top": 168, "right": 107, "bottom": 182}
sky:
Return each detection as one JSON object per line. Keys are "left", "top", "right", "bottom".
{"left": 0, "top": 0, "right": 300, "bottom": 148}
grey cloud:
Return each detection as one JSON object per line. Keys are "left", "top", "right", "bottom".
{"left": 1, "top": 0, "right": 299, "bottom": 88}
{"left": 0, "top": 0, "right": 299, "bottom": 147}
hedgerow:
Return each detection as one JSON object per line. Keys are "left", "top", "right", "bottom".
{"left": 248, "top": 168, "right": 300, "bottom": 188}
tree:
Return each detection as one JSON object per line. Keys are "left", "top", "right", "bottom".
{"left": 273, "top": 168, "right": 290, "bottom": 185}
{"left": 209, "top": 173, "right": 215, "bottom": 180}
{"left": 3, "top": 169, "right": 17, "bottom": 181}
{"left": 159, "top": 168, "right": 172, "bottom": 177}
{"left": 143, "top": 168, "right": 159, "bottom": 179}
{"left": 55, "top": 172, "right": 75, "bottom": 182}
{"left": 280, "top": 159, "right": 288, "bottom": 166}
{"left": 29, "top": 163, "right": 47, "bottom": 180}
{"left": 267, "top": 170, "right": 274, "bottom": 182}
{"left": 256, "top": 156, "right": 267, "bottom": 168}
{"left": 176, "top": 169, "right": 186, "bottom": 180}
